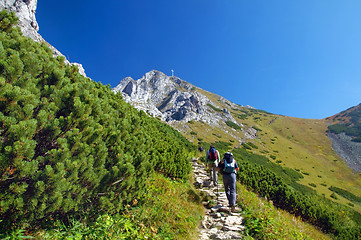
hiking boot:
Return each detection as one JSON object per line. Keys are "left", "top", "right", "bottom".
{"left": 230, "top": 205, "right": 241, "bottom": 212}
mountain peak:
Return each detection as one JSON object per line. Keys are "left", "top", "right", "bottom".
{"left": 113, "top": 70, "right": 200, "bottom": 121}
{"left": 114, "top": 71, "right": 230, "bottom": 122}
{"left": 113, "top": 70, "right": 257, "bottom": 142}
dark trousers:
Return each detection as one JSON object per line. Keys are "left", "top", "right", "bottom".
{"left": 222, "top": 173, "right": 237, "bottom": 206}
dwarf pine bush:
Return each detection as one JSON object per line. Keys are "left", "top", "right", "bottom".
{"left": 0, "top": 10, "right": 194, "bottom": 231}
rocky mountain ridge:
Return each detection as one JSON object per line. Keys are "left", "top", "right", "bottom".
{"left": 113, "top": 70, "right": 257, "bottom": 142}
{"left": 0, "top": 0, "right": 86, "bottom": 76}
{"left": 326, "top": 103, "right": 361, "bottom": 172}
{"left": 327, "top": 132, "right": 361, "bottom": 172}
{"left": 6, "top": 1, "right": 358, "bottom": 172}
{"left": 114, "top": 70, "right": 361, "bottom": 173}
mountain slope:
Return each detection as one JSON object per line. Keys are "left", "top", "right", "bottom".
{"left": 114, "top": 70, "right": 361, "bottom": 215}
{"left": 0, "top": 11, "right": 195, "bottom": 235}
{"left": 113, "top": 70, "right": 258, "bottom": 143}
{"left": 326, "top": 104, "right": 361, "bottom": 171}
{"left": 1, "top": 6, "right": 360, "bottom": 238}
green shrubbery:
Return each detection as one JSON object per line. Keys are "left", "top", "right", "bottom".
{"left": 327, "top": 104, "right": 361, "bottom": 142}
{"left": 329, "top": 186, "right": 361, "bottom": 205}
{"left": 0, "top": 10, "right": 194, "bottom": 233}
{"left": 209, "top": 139, "right": 361, "bottom": 239}
{"left": 212, "top": 141, "right": 232, "bottom": 151}
{"left": 207, "top": 103, "right": 222, "bottom": 112}
{"left": 2, "top": 173, "right": 203, "bottom": 239}
{"left": 225, "top": 120, "right": 242, "bottom": 130}
{"left": 232, "top": 150, "right": 361, "bottom": 239}
{"left": 247, "top": 142, "right": 258, "bottom": 149}
{"left": 242, "top": 143, "right": 252, "bottom": 150}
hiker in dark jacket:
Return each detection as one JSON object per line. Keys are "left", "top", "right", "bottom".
{"left": 216, "top": 152, "right": 239, "bottom": 209}
{"left": 206, "top": 145, "right": 220, "bottom": 186}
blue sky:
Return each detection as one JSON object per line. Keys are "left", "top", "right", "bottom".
{"left": 36, "top": 0, "right": 361, "bottom": 119}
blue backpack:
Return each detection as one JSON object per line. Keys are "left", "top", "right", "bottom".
{"left": 223, "top": 152, "right": 235, "bottom": 173}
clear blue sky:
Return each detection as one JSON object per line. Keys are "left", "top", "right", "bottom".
{"left": 36, "top": 0, "right": 361, "bottom": 119}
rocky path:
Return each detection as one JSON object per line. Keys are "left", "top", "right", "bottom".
{"left": 191, "top": 158, "right": 245, "bottom": 239}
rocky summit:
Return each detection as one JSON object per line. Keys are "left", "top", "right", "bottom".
{"left": 114, "top": 70, "right": 210, "bottom": 122}
{"left": 113, "top": 70, "right": 256, "bottom": 139}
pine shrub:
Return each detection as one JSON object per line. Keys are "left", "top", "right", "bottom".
{"left": 0, "top": 10, "right": 194, "bottom": 231}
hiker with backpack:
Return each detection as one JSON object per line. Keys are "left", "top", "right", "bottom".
{"left": 206, "top": 145, "right": 220, "bottom": 186}
{"left": 216, "top": 152, "right": 239, "bottom": 210}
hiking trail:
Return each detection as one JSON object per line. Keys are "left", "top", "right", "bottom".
{"left": 191, "top": 158, "right": 245, "bottom": 239}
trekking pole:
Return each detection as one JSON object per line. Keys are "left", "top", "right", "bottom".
{"left": 216, "top": 183, "right": 219, "bottom": 205}
{"left": 215, "top": 164, "right": 219, "bottom": 205}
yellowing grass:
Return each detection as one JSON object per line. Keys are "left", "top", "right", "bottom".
{"left": 165, "top": 88, "right": 361, "bottom": 213}
{"left": 131, "top": 173, "right": 204, "bottom": 240}
{"left": 258, "top": 116, "right": 361, "bottom": 212}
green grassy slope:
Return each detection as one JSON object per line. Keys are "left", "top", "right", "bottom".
{"left": 327, "top": 103, "right": 361, "bottom": 142}
{"left": 179, "top": 87, "right": 361, "bottom": 213}
{"left": 173, "top": 86, "right": 361, "bottom": 238}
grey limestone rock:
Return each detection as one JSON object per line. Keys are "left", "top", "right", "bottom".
{"left": 113, "top": 70, "right": 258, "bottom": 143}
{"left": 113, "top": 70, "right": 255, "bottom": 138}
{"left": 1, "top": 0, "right": 40, "bottom": 41}
{"left": 114, "top": 70, "right": 213, "bottom": 123}
{"left": 327, "top": 132, "right": 361, "bottom": 172}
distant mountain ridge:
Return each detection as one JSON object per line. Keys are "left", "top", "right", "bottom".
{"left": 114, "top": 70, "right": 361, "bottom": 173}
{"left": 327, "top": 103, "right": 361, "bottom": 142}
{"left": 326, "top": 103, "right": 361, "bottom": 171}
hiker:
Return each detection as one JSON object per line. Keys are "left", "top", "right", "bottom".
{"left": 206, "top": 145, "right": 220, "bottom": 186}
{"left": 216, "top": 152, "right": 239, "bottom": 209}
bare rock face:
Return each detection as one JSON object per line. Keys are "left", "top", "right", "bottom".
{"left": 0, "top": 0, "right": 87, "bottom": 77}
{"left": 327, "top": 132, "right": 361, "bottom": 172}
{"left": 326, "top": 104, "right": 361, "bottom": 172}
{"left": 113, "top": 70, "right": 258, "bottom": 142}
{"left": 113, "top": 70, "right": 239, "bottom": 126}
{"left": 0, "top": 0, "right": 40, "bottom": 40}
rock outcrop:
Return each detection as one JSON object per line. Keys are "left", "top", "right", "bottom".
{"left": 0, "top": 0, "right": 86, "bottom": 76}
{"left": 327, "top": 132, "right": 361, "bottom": 172}
{"left": 113, "top": 70, "right": 256, "bottom": 138}
{"left": 326, "top": 103, "right": 361, "bottom": 172}
{"left": 0, "top": 0, "right": 40, "bottom": 40}
{"left": 113, "top": 70, "right": 257, "bottom": 142}
{"left": 114, "top": 70, "right": 210, "bottom": 122}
